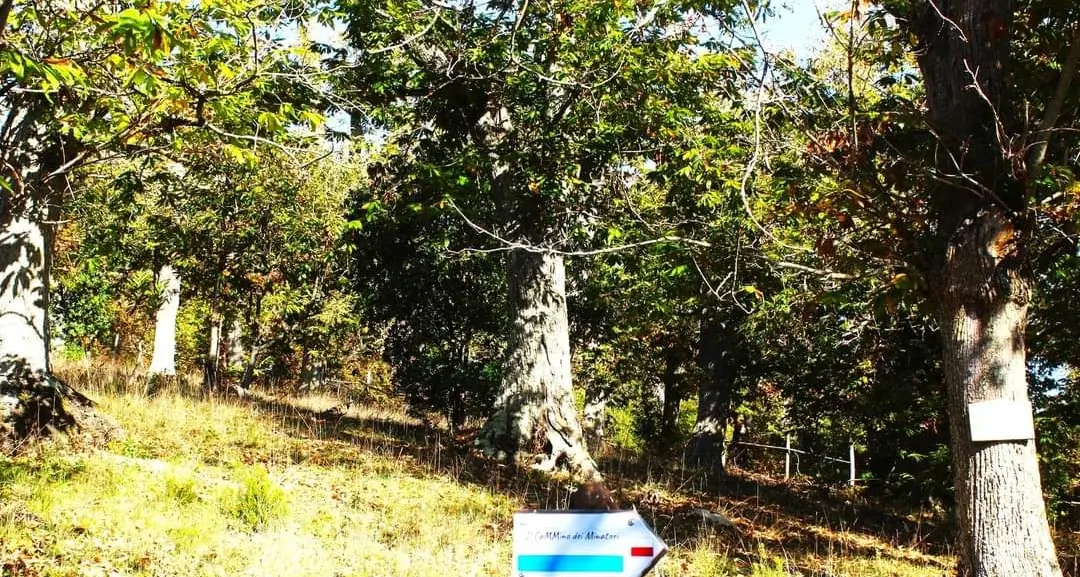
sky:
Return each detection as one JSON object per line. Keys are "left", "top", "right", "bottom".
{"left": 759, "top": 0, "right": 833, "bottom": 57}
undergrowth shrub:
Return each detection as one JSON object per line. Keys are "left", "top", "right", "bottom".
{"left": 224, "top": 466, "right": 287, "bottom": 531}
{"left": 165, "top": 473, "right": 198, "bottom": 505}
{"left": 606, "top": 404, "right": 643, "bottom": 453}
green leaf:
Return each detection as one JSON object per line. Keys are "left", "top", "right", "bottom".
{"left": 299, "top": 110, "right": 324, "bottom": 130}
{"left": 258, "top": 111, "right": 284, "bottom": 133}
{"left": 667, "top": 265, "right": 688, "bottom": 277}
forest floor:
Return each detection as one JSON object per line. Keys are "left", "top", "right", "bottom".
{"left": 0, "top": 366, "right": 973, "bottom": 576}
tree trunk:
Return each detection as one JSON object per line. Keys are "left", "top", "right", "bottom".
{"left": 0, "top": 190, "right": 107, "bottom": 451}
{"left": 0, "top": 214, "right": 52, "bottom": 374}
{"left": 905, "top": 0, "right": 1060, "bottom": 573}
{"left": 0, "top": 211, "right": 73, "bottom": 448}
{"left": 239, "top": 294, "right": 262, "bottom": 390}
{"left": 582, "top": 389, "right": 607, "bottom": 450}
{"left": 299, "top": 346, "right": 328, "bottom": 390}
{"left": 202, "top": 313, "right": 222, "bottom": 391}
{"left": 901, "top": 0, "right": 1062, "bottom": 573}
{"left": 476, "top": 250, "right": 600, "bottom": 480}
{"left": 148, "top": 264, "right": 181, "bottom": 376}
{"left": 226, "top": 317, "right": 245, "bottom": 371}
{"left": 0, "top": 96, "right": 122, "bottom": 451}
{"left": 936, "top": 209, "right": 1060, "bottom": 576}
{"left": 685, "top": 316, "right": 734, "bottom": 469}
{"left": 659, "top": 346, "right": 683, "bottom": 445}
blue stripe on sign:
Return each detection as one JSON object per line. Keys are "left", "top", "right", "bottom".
{"left": 517, "top": 555, "right": 624, "bottom": 573}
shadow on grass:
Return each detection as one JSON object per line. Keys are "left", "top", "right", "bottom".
{"left": 238, "top": 393, "right": 952, "bottom": 574}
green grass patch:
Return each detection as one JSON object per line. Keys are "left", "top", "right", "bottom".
{"left": 164, "top": 472, "right": 199, "bottom": 505}
{"left": 2, "top": 379, "right": 953, "bottom": 577}
{"left": 224, "top": 466, "right": 288, "bottom": 531}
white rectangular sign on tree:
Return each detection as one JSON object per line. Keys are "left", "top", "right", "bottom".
{"left": 968, "top": 399, "right": 1036, "bottom": 442}
{"left": 512, "top": 510, "right": 667, "bottom": 577}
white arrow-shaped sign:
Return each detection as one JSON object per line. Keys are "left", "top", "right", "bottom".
{"left": 512, "top": 510, "right": 668, "bottom": 577}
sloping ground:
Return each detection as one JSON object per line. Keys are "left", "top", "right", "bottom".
{"left": 1, "top": 387, "right": 953, "bottom": 577}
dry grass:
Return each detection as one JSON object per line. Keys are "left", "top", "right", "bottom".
{"left": 0, "top": 364, "right": 956, "bottom": 576}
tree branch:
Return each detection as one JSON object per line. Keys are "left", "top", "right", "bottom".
{"left": 738, "top": 0, "right": 810, "bottom": 254}
{"left": 774, "top": 261, "right": 858, "bottom": 280}
{"left": 0, "top": 0, "right": 13, "bottom": 40}
{"left": 368, "top": 11, "right": 440, "bottom": 55}
{"left": 445, "top": 198, "right": 711, "bottom": 257}
{"left": 1026, "top": 26, "right": 1080, "bottom": 183}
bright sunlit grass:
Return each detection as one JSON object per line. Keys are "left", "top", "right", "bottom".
{"left": 0, "top": 369, "right": 953, "bottom": 577}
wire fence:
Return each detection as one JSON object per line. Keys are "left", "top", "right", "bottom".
{"left": 729, "top": 435, "right": 856, "bottom": 486}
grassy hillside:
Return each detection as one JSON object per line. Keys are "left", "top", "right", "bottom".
{"left": 1, "top": 370, "right": 953, "bottom": 576}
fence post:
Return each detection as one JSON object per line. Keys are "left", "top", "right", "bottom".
{"left": 848, "top": 444, "right": 856, "bottom": 486}
{"left": 784, "top": 434, "right": 791, "bottom": 480}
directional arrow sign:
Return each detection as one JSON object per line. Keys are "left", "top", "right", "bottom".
{"left": 512, "top": 510, "right": 667, "bottom": 577}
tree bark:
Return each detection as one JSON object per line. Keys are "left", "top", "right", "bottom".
{"left": 202, "top": 312, "right": 222, "bottom": 391}
{"left": 148, "top": 264, "right": 181, "bottom": 376}
{"left": 582, "top": 389, "right": 607, "bottom": 449}
{"left": 659, "top": 346, "right": 684, "bottom": 447}
{"left": 936, "top": 209, "right": 1060, "bottom": 576}
{"left": 902, "top": 0, "right": 1062, "bottom": 573}
{"left": 238, "top": 293, "right": 263, "bottom": 388}
{"left": 0, "top": 151, "right": 108, "bottom": 451}
{"left": 476, "top": 250, "right": 600, "bottom": 481}
{"left": 226, "top": 316, "right": 245, "bottom": 371}
{"left": 239, "top": 293, "right": 262, "bottom": 390}
{"left": 299, "top": 346, "right": 328, "bottom": 390}
{"left": 0, "top": 113, "right": 82, "bottom": 448}
{"left": 0, "top": 210, "right": 76, "bottom": 449}
{"left": 685, "top": 316, "right": 735, "bottom": 469}
{"left": 0, "top": 214, "right": 52, "bottom": 374}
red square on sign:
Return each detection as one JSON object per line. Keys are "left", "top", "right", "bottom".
{"left": 630, "top": 547, "right": 654, "bottom": 557}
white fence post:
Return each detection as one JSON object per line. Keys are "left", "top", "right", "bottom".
{"left": 732, "top": 436, "right": 853, "bottom": 485}
{"left": 784, "top": 434, "right": 791, "bottom": 480}
{"left": 849, "top": 444, "right": 856, "bottom": 486}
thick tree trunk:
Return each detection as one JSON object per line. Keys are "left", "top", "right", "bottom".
{"left": 0, "top": 212, "right": 72, "bottom": 448}
{"left": 148, "top": 264, "right": 181, "bottom": 376}
{"left": 0, "top": 194, "right": 109, "bottom": 451}
{"left": 902, "top": 0, "right": 1062, "bottom": 573}
{"left": 685, "top": 316, "right": 734, "bottom": 469}
{"left": 0, "top": 98, "right": 117, "bottom": 452}
{"left": 0, "top": 214, "right": 52, "bottom": 373}
{"left": 936, "top": 209, "right": 1060, "bottom": 577}
{"left": 299, "top": 346, "right": 328, "bottom": 390}
{"left": 476, "top": 250, "right": 600, "bottom": 480}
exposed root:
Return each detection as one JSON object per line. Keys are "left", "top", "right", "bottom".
{"left": 0, "top": 359, "right": 122, "bottom": 456}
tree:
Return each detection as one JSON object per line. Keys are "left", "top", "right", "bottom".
{"left": 741, "top": 1, "right": 1076, "bottom": 569}
{"left": 876, "top": 0, "right": 1077, "bottom": 573}
{"left": 0, "top": 0, "right": 322, "bottom": 448}
{"left": 148, "top": 265, "right": 181, "bottom": 376}
{"left": 349, "top": 185, "right": 505, "bottom": 431}
{"left": 337, "top": 0, "right": 747, "bottom": 478}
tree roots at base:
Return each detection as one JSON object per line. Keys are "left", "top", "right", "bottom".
{"left": 0, "top": 358, "right": 122, "bottom": 456}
